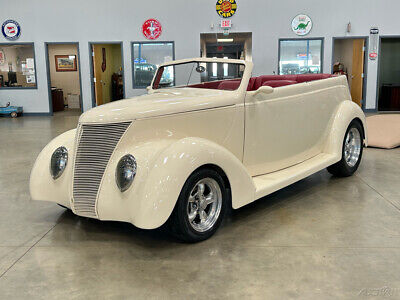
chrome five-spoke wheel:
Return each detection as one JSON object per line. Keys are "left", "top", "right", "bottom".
{"left": 168, "top": 168, "right": 228, "bottom": 242}
{"left": 344, "top": 127, "right": 362, "bottom": 167}
{"left": 327, "top": 120, "right": 364, "bottom": 177}
{"left": 187, "top": 178, "right": 222, "bottom": 233}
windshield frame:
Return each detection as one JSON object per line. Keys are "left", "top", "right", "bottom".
{"left": 151, "top": 58, "right": 247, "bottom": 91}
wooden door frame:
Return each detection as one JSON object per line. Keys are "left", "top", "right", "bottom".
{"left": 331, "top": 36, "right": 369, "bottom": 111}
{"left": 88, "top": 41, "right": 125, "bottom": 108}
{"left": 45, "top": 42, "right": 84, "bottom": 115}
{"left": 376, "top": 35, "right": 400, "bottom": 112}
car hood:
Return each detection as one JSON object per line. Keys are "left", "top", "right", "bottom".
{"left": 79, "top": 88, "right": 238, "bottom": 124}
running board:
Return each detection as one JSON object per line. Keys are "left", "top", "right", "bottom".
{"left": 252, "top": 153, "right": 339, "bottom": 200}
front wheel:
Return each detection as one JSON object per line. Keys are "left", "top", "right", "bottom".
{"left": 168, "top": 168, "right": 229, "bottom": 243}
{"left": 10, "top": 112, "right": 17, "bottom": 118}
{"left": 327, "top": 120, "right": 364, "bottom": 177}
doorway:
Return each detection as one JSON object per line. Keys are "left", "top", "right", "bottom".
{"left": 200, "top": 32, "right": 252, "bottom": 80}
{"left": 45, "top": 42, "right": 83, "bottom": 114}
{"left": 89, "top": 42, "right": 124, "bottom": 107}
{"left": 332, "top": 37, "right": 368, "bottom": 108}
{"left": 377, "top": 37, "right": 400, "bottom": 111}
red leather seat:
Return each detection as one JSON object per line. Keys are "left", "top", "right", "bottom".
{"left": 247, "top": 77, "right": 257, "bottom": 91}
{"left": 252, "top": 74, "right": 335, "bottom": 90}
{"left": 254, "top": 75, "right": 297, "bottom": 90}
{"left": 216, "top": 74, "right": 335, "bottom": 91}
{"left": 218, "top": 80, "right": 241, "bottom": 90}
{"left": 262, "top": 80, "right": 297, "bottom": 88}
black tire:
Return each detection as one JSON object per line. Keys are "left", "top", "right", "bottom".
{"left": 327, "top": 120, "right": 364, "bottom": 177}
{"left": 168, "top": 168, "right": 229, "bottom": 243}
{"left": 10, "top": 112, "right": 17, "bottom": 118}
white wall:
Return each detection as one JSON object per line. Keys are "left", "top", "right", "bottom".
{"left": 0, "top": 0, "right": 398, "bottom": 113}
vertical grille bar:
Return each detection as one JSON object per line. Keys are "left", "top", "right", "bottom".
{"left": 72, "top": 122, "right": 131, "bottom": 218}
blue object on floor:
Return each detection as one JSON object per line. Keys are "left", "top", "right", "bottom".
{"left": 0, "top": 102, "right": 23, "bottom": 117}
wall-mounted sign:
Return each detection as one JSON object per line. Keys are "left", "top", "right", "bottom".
{"left": 369, "top": 27, "right": 379, "bottom": 60}
{"left": 0, "top": 49, "right": 5, "bottom": 65}
{"left": 1, "top": 20, "right": 21, "bottom": 40}
{"left": 216, "top": 0, "right": 237, "bottom": 18}
{"left": 296, "top": 53, "right": 309, "bottom": 60}
{"left": 142, "top": 19, "right": 162, "bottom": 40}
{"left": 134, "top": 58, "right": 147, "bottom": 64}
{"left": 221, "top": 20, "right": 232, "bottom": 28}
{"left": 291, "top": 14, "right": 312, "bottom": 36}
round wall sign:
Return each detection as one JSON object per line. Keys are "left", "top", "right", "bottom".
{"left": 1, "top": 20, "right": 21, "bottom": 40}
{"left": 0, "top": 49, "right": 5, "bottom": 65}
{"left": 142, "top": 19, "right": 162, "bottom": 40}
{"left": 369, "top": 52, "right": 378, "bottom": 60}
{"left": 291, "top": 14, "right": 312, "bottom": 36}
{"left": 216, "top": 0, "right": 237, "bottom": 18}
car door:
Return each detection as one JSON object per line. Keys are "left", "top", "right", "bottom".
{"left": 243, "top": 82, "right": 340, "bottom": 176}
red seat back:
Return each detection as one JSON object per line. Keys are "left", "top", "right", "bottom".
{"left": 247, "top": 77, "right": 257, "bottom": 91}
{"left": 218, "top": 80, "right": 241, "bottom": 91}
{"left": 252, "top": 73, "right": 335, "bottom": 90}
{"left": 254, "top": 75, "right": 297, "bottom": 90}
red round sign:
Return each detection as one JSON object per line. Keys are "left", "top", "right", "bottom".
{"left": 142, "top": 19, "right": 162, "bottom": 40}
{"left": 369, "top": 52, "right": 378, "bottom": 59}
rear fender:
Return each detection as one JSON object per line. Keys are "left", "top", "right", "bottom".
{"left": 324, "top": 100, "right": 367, "bottom": 157}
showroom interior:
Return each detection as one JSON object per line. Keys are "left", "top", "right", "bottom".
{"left": 1, "top": 0, "right": 400, "bottom": 299}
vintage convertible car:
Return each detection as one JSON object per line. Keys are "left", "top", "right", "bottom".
{"left": 30, "top": 58, "right": 367, "bottom": 242}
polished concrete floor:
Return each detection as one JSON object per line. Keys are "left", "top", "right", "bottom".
{"left": 0, "top": 110, "right": 400, "bottom": 299}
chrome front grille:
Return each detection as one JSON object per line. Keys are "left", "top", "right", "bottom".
{"left": 72, "top": 122, "right": 131, "bottom": 218}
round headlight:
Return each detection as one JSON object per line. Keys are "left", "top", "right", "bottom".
{"left": 50, "top": 146, "right": 68, "bottom": 179}
{"left": 116, "top": 154, "right": 137, "bottom": 192}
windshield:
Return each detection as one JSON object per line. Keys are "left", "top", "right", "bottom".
{"left": 152, "top": 61, "right": 245, "bottom": 91}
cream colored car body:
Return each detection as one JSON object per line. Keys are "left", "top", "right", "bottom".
{"left": 30, "top": 58, "right": 367, "bottom": 229}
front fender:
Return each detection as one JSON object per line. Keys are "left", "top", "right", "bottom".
{"left": 137, "top": 137, "right": 255, "bottom": 229}
{"left": 30, "top": 129, "right": 76, "bottom": 208}
{"left": 97, "top": 137, "right": 255, "bottom": 229}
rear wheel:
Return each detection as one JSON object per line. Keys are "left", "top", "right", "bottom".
{"left": 327, "top": 120, "right": 363, "bottom": 177}
{"left": 168, "top": 168, "right": 229, "bottom": 243}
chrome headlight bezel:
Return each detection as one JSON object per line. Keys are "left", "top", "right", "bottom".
{"left": 116, "top": 154, "right": 137, "bottom": 192}
{"left": 50, "top": 146, "right": 68, "bottom": 180}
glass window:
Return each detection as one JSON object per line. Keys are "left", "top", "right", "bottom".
{"left": 279, "top": 39, "right": 323, "bottom": 75}
{"left": 0, "top": 43, "right": 37, "bottom": 88}
{"left": 132, "top": 42, "right": 174, "bottom": 88}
